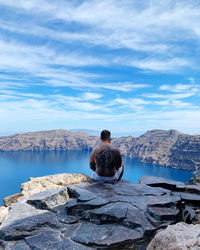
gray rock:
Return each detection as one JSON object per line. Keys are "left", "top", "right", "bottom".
{"left": 50, "top": 238, "right": 93, "bottom": 250}
{"left": 0, "top": 240, "right": 14, "bottom": 250}
{"left": 182, "top": 205, "right": 196, "bottom": 223}
{"left": 25, "top": 230, "right": 62, "bottom": 249}
{"left": 27, "top": 187, "right": 69, "bottom": 210}
{"left": 185, "top": 184, "right": 200, "bottom": 195}
{"left": 61, "top": 223, "right": 82, "bottom": 238}
{"left": 176, "top": 192, "right": 200, "bottom": 205}
{"left": 67, "top": 184, "right": 97, "bottom": 201}
{"left": 138, "top": 175, "right": 185, "bottom": 191}
{"left": 147, "top": 206, "right": 180, "bottom": 223}
{"left": 2, "top": 176, "right": 200, "bottom": 250}
{"left": 72, "top": 222, "right": 143, "bottom": 248}
{"left": 0, "top": 200, "right": 61, "bottom": 241}
{"left": 147, "top": 195, "right": 181, "bottom": 207}
{"left": 111, "top": 183, "right": 171, "bottom": 196}
{"left": 79, "top": 182, "right": 170, "bottom": 198}
{"left": 12, "top": 240, "right": 31, "bottom": 250}
{"left": 87, "top": 202, "right": 132, "bottom": 223}
{"left": 124, "top": 207, "right": 156, "bottom": 236}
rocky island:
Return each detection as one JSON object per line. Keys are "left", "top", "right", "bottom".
{"left": 0, "top": 173, "right": 200, "bottom": 249}
{"left": 0, "top": 129, "right": 200, "bottom": 172}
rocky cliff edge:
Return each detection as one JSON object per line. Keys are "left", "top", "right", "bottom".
{"left": 0, "top": 173, "right": 200, "bottom": 249}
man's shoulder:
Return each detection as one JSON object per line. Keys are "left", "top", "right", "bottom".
{"left": 92, "top": 145, "right": 104, "bottom": 154}
{"left": 92, "top": 144, "right": 121, "bottom": 154}
{"left": 110, "top": 145, "right": 121, "bottom": 154}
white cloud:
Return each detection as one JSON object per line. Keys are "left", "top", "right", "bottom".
{"left": 82, "top": 92, "right": 102, "bottom": 100}
{"left": 107, "top": 97, "right": 151, "bottom": 111}
{"left": 0, "top": 0, "right": 200, "bottom": 72}
{"left": 159, "top": 83, "right": 199, "bottom": 92}
{"left": 1, "top": 0, "right": 200, "bottom": 135}
{"left": 128, "top": 58, "right": 190, "bottom": 72}
{"left": 142, "top": 81, "right": 200, "bottom": 110}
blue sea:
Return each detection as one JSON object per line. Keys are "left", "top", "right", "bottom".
{"left": 0, "top": 150, "right": 193, "bottom": 205}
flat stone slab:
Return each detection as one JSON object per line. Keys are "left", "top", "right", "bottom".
{"left": 138, "top": 175, "right": 185, "bottom": 191}
{"left": 1, "top": 176, "right": 200, "bottom": 249}
{"left": 71, "top": 222, "right": 143, "bottom": 248}
{"left": 27, "top": 186, "right": 69, "bottom": 210}
{"left": 0, "top": 200, "right": 62, "bottom": 241}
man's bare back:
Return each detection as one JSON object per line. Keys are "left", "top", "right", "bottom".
{"left": 90, "top": 130, "right": 124, "bottom": 183}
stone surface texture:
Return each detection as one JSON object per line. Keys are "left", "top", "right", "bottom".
{"left": 0, "top": 207, "right": 9, "bottom": 225}
{"left": 1, "top": 175, "right": 200, "bottom": 249}
{"left": 21, "top": 173, "right": 90, "bottom": 198}
{"left": 0, "top": 129, "right": 200, "bottom": 171}
{"left": 27, "top": 187, "right": 69, "bottom": 209}
{"left": 147, "top": 222, "right": 200, "bottom": 250}
{"left": 3, "top": 193, "right": 24, "bottom": 207}
{"left": 187, "top": 174, "right": 200, "bottom": 186}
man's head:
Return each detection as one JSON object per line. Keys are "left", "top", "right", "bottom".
{"left": 100, "top": 130, "right": 111, "bottom": 143}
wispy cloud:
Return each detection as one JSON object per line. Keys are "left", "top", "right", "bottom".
{"left": 0, "top": 0, "right": 200, "bottom": 135}
{"left": 159, "top": 83, "right": 199, "bottom": 92}
{"left": 128, "top": 58, "right": 190, "bottom": 72}
{"left": 1, "top": 0, "right": 200, "bottom": 72}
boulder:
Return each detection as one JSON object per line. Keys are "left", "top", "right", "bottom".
{"left": 147, "top": 222, "right": 200, "bottom": 250}
{"left": 21, "top": 173, "right": 90, "bottom": 198}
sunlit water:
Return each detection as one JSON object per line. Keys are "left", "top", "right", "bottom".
{"left": 0, "top": 150, "right": 193, "bottom": 205}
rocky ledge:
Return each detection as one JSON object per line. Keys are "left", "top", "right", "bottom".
{"left": 0, "top": 175, "right": 200, "bottom": 249}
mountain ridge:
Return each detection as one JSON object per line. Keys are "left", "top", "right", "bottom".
{"left": 0, "top": 129, "right": 200, "bottom": 172}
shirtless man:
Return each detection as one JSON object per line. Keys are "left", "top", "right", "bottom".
{"left": 90, "top": 130, "right": 124, "bottom": 183}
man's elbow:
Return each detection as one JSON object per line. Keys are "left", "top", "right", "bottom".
{"left": 90, "top": 164, "right": 96, "bottom": 171}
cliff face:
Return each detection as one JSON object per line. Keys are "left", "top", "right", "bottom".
{"left": 0, "top": 129, "right": 99, "bottom": 151}
{"left": 0, "top": 129, "right": 200, "bottom": 171}
{"left": 112, "top": 129, "right": 200, "bottom": 172}
{"left": 112, "top": 129, "right": 180, "bottom": 166}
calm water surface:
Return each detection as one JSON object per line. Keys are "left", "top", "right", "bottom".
{"left": 0, "top": 150, "right": 193, "bottom": 205}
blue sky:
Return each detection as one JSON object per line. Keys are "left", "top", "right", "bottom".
{"left": 0, "top": 0, "right": 200, "bottom": 136}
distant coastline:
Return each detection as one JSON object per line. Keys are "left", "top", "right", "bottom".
{"left": 0, "top": 129, "right": 200, "bottom": 172}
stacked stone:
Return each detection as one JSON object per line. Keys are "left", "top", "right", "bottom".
{"left": 0, "top": 175, "right": 200, "bottom": 249}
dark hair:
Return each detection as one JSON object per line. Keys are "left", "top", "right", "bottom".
{"left": 100, "top": 130, "right": 111, "bottom": 141}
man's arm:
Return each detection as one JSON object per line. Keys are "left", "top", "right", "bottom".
{"left": 116, "top": 151, "right": 122, "bottom": 170}
{"left": 90, "top": 153, "right": 96, "bottom": 171}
